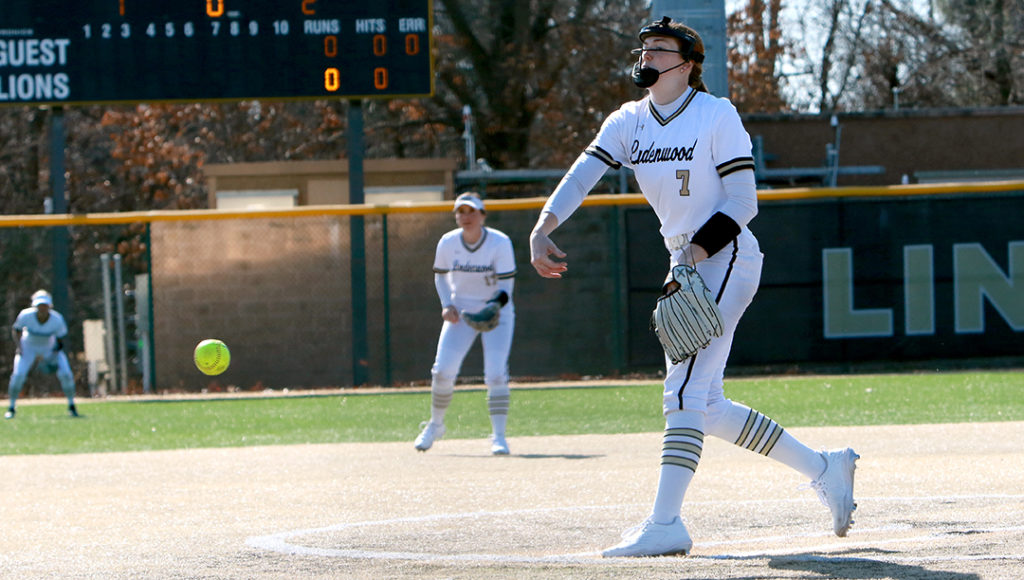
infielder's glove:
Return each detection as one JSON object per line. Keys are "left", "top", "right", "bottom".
{"left": 460, "top": 290, "right": 509, "bottom": 333}
{"left": 42, "top": 358, "right": 59, "bottom": 374}
{"left": 651, "top": 265, "right": 724, "bottom": 363}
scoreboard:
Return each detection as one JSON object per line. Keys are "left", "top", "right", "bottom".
{"left": 0, "top": 0, "right": 434, "bottom": 106}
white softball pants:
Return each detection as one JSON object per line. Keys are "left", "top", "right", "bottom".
{"left": 8, "top": 344, "right": 75, "bottom": 407}
{"left": 431, "top": 307, "right": 515, "bottom": 389}
{"left": 663, "top": 228, "right": 763, "bottom": 416}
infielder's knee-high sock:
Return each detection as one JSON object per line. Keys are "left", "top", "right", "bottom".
{"left": 706, "top": 398, "right": 824, "bottom": 479}
{"left": 486, "top": 383, "right": 509, "bottom": 436}
{"left": 7, "top": 376, "right": 25, "bottom": 409}
{"left": 430, "top": 392, "right": 452, "bottom": 424}
{"left": 651, "top": 409, "right": 704, "bottom": 524}
{"left": 489, "top": 412, "right": 507, "bottom": 437}
{"left": 59, "top": 375, "right": 76, "bottom": 404}
{"left": 487, "top": 396, "right": 508, "bottom": 435}
{"left": 429, "top": 374, "right": 455, "bottom": 425}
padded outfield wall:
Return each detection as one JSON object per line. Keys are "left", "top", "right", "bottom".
{"left": 623, "top": 184, "right": 1024, "bottom": 372}
{"left": 149, "top": 181, "right": 1024, "bottom": 389}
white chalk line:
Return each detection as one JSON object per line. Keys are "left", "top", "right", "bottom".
{"left": 246, "top": 494, "right": 1024, "bottom": 565}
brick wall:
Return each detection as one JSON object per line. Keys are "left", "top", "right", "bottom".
{"left": 743, "top": 107, "right": 1024, "bottom": 186}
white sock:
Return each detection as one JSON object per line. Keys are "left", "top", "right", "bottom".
{"left": 487, "top": 388, "right": 509, "bottom": 436}
{"left": 707, "top": 398, "right": 824, "bottom": 479}
{"left": 430, "top": 390, "right": 452, "bottom": 425}
{"left": 768, "top": 431, "right": 826, "bottom": 480}
{"left": 489, "top": 413, "right": 507, "bottom": 437}
{"left": 651, "top": 410, "right": 705, "bottom": 524}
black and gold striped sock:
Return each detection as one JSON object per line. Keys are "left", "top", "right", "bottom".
{"left": 662, "top": 427, "right": 704, "bottom": 473}
{"left": 734, "top": 409, "right": 784, "bottom": 456}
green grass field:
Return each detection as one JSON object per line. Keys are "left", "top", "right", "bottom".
{"left": 1, "top": 370, "right": 1021, "bottom": 455}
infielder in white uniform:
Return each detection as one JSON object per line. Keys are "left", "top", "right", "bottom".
{"left": 415, "top": 192, "right": 517, "bottom": 455}
{"left": 6, "top": 290, "right": 79, "bottom": 419}
{"left": 530, "top": 17, "right": 858, "bottom": 557}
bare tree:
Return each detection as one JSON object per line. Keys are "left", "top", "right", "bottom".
{"left": 934, "top": 0, "right": 1023, "bottom": 104}
{"left": 728, "top": 0, "right": 789, "bottom": 112}
{"left": 366, "top": 0, "right": 650, "bottom": 169}
{"left": 778, "top": 0, "right": 1021, "bottom": 111}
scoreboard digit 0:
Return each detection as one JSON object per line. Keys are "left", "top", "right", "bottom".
{"left": 0, "top": 0, "right": 433, "bottom": 105}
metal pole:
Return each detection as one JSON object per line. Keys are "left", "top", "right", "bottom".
{"left": 610, "top": 206, "right": 626, "bottom": 372}
{"left": 382, "top": 214, "right": 392, "bottom": 387}
{"left": 49, "top": 107, "right": 70, "bottom": 315}
{"left": 347, "top": 99, "right": 369, "bottom": 386}
{"left": 144, "top": 223, "right": 156, "bottom": 391}
{"left": 100, "top": 254, "right": 118, "bottom": 394}
{"left": 831, "top": 115, "right": 842, "bottom": 187}
{"left": 134, "top": 274, "right": 152, "bottom": 394}
{"left": 462, "top": 105, "right": 476, "bottom": 171}
{"left": 114, "top": 254, "right": 129, "bottom": 393}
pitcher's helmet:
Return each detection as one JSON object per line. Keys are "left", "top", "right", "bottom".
{"left": 637, "top": 16, "right": 704, "bottom": 63}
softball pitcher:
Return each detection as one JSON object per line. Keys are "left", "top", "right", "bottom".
{"left": 415, "top": 193, "right": 517, "bottom": 455}
{"left": 530, "top": 17, "right": 858, "bottom": 557}
{"left": 6, "top": 290, "right": 79, "bottom": 419}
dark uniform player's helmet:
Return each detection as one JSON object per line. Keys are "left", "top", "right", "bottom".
{"left": 637, "top": 16, "right": 704, "bottom": 64}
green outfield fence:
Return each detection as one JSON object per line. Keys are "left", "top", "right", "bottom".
{"left": 2, "top": 179, "right": 1023, "bottom": 396}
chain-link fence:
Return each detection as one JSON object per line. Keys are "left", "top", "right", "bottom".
{"left": 0, "top": 220, "right": 149, "bottom": 396}
{"left": 0, "top": 198, "right": 640, "bottom": 396}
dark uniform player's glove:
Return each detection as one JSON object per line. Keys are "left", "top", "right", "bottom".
{"left": 651, "top": 265, "right": 724, "bottom": 363}
{"left": 461, "top": 290, "right": 509, "bottom": 333}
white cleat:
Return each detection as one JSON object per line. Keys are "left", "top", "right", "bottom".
{"left": 490, "top": 434, "right": 510, "bottom": 455}
{"left": 810, "top": 447, "right": 860, "bottom": 536}
{"left": 414, "top": 421, "right": 445, "bottom": 452}
{"left": 601, "top": 516, "right": 692, "bottom": 558}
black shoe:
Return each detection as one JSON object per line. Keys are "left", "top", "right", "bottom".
{"left": 68, "top": 405, "right": 79, "bottom": 418}
{"left": 4, "top": 408, "right": 13, "bottom": 419}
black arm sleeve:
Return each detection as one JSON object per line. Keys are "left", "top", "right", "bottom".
{"left": 691, "top": 212, "right": 741, "bottom": 257}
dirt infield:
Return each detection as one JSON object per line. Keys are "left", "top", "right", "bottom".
{"left": 2, "top": 422, "right": 1023, "bottom": 579}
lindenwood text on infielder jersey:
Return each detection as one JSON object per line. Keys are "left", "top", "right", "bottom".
{"left": 433, "top": 227, "right": 517, "bottom": 311}
{"left": 547, "top": 89, "right": 755, "bottom": 241}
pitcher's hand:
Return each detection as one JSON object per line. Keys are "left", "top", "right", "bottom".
{"left": 530, "top": 230, "right": 568, "bottom": 278}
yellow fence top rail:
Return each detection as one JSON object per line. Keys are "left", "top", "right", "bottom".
{"left": 1, "top": 180, "right": 1021, "bottom": 227}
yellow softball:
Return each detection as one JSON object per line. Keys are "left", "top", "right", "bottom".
{"left": 194, "top": 339, "right": 230, "bottom": 376}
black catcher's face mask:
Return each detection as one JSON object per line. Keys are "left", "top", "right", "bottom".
{"left": 631, "top": 59, "right": 687, "bottom": 89}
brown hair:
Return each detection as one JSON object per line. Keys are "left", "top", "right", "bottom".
{"left": 667, "top": 21, "right": 708, "bottom": 93}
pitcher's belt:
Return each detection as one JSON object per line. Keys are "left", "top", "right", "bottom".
{"left": 664, "top": 233, "right": 694, "bottom": 252}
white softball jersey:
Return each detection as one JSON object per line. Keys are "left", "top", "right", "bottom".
{"left": 13, "top": 307, "right": 68, "bottom": 351}
{"left": 10, "top": 307, "right": 75, "bottom": 384}
{"left": 433, "top": 227, "right": 516, "bottom": 312}
{"left": 543, "top": 88, "right": 757, "bottom": 241}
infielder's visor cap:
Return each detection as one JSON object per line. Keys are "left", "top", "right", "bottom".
{"left": 32, "top": 292, "right": 53, "bottom": 307}
{"left": 453, "top": 194, "right": 484, "bottom": 212}
{"left": 637, "top": 16, "right": 704, "bottom": 63}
